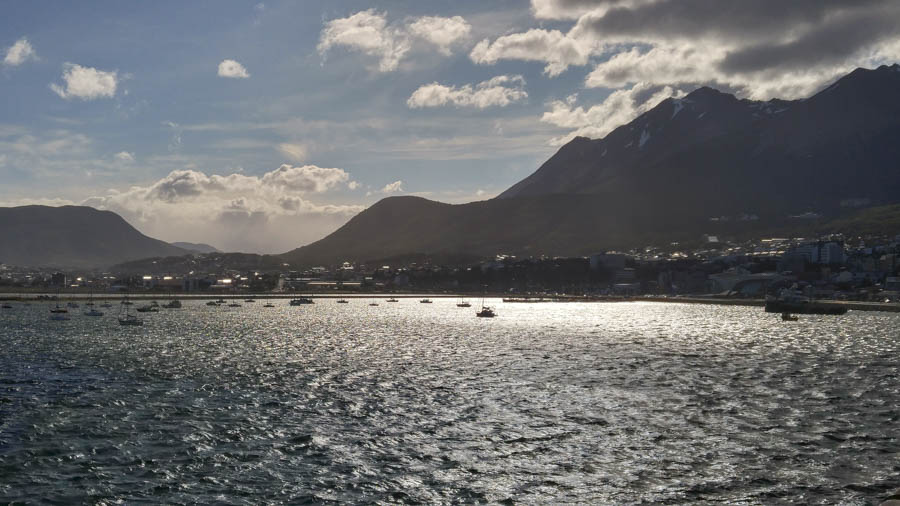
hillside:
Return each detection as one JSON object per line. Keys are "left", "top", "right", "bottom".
{"left": 282, "top": 64, "right": 900, "bottom": 267}
{"left": 0, "top": 205, "right": 188, "bottom": 269}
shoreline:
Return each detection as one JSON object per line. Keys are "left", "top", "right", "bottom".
{"left": 2, "top": 292, "right": 899, "bottom": 312}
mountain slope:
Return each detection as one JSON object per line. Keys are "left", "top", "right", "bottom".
{"left": 0, "top": 205, "right": 188, "bottom": 268}
{"left": 283, "top": 65, "right": 900, "bottom": 266}
{"left": 171, "top": 242, "right": 221, "bottom": 254}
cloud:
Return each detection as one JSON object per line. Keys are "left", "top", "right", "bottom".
{"left": 407, "top": 15, "right": 471, "bottom": 55}
{"left": 50, "top": 63, "right": 118, "bottom": 100}
{"left": 572, "top": 0, "right": 900, "bottom": 99}
{"left": 317, "top": 9, "right": 410, "bottom": 72}
{"left": 469, "top": 28, "right": 595, "bottom": 76}
{"left": 541, "top": 82, "right": 684, "bottom": 145}
{"left": 80, "top": 165, "right": 363, "bottom": 253}
{"left": 471, "top": 0, "right": 900, "bottom": 102}
{"left": 380, "top": 180, "right": 403, "bottom": 193}
{"left": 3, "top": 38, "right": 36, "bottom": 66}
{"left": 407, "top": 75, "right": 527, "bottom": 108}
{"left": 277, "top": 142, "right": 307, "bottom": 161}
{"left": 318, "top": 10, "right": 472, "bottom": 71}
{"left": 114, "top": 151, "right": 135, "bottom": 162}
{"left": 217, "top": 59, "right": 250, "bottom": 78}
{"left": 531, "top": 0, "right": 658, "bottom": 20}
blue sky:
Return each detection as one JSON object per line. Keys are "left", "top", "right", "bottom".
{"left": 3, "top": 0, "right": 899, "bottom": 252}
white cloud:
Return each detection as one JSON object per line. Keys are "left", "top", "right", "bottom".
{"left": 407, "top": 15, "right": 471, "bottom": 55}
{"left": 80, "top": 165, "right": 363, "bottom": 253}
{"left": 50, "top": 63, "right": 118, "bottom": 100}
{"left": 3, "top": 38, "right": 36, "bottom": 66}
{"left": 277, "top": 142, "right": 307, "bottom": 162}
{"left": 318, "top": 10, "right": 473, "bottom": 71}
{"left": 114, "top": 151, "right": 135, "bottom": 162}
{"left": 217, "top": 59, "right": 250, "bottom": 79}
{"left": 531, "top": 0, "right": 657, "bottom": 20}
{"left": 317, "top": 9, "right": 410, "bottom": 72}
{"left": 380, "top": 180, "right": 403, "bottom": 193}
{"left": 347, "top": 180, "right": 360, "bottom": 190}
{"left": 407, "top": 75, "right": 527, "bottom": 109}
{"left": 469, "top": 28, "right": 595, "bottom": 76}
{"left": 541, "top": 82, "right": 684, "bottom": 145}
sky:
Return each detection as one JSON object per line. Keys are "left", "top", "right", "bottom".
{"left": 2, "top": 0, "right": 900, "bottom": 253}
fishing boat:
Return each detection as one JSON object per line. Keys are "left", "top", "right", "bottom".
{"left": 118, "top": 296, "right": 143, "bottom": 326}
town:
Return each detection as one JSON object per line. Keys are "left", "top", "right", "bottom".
{"left": 2, "top": 233, "right": 899, "bottom": 304}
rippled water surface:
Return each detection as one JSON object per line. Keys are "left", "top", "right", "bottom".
{"left": 1, "top": 299, "right": 898, "bottom": 504}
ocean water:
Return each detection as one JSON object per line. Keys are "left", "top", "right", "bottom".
{"left": 0, "top": 299, "right": 898, "bottom": 504}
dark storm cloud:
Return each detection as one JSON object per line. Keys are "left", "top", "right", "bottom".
{"left": 720, "top": 6, "right": 900, "bottom": 73}
{"left": 575, "top": 0, "right": 893, "bottom": 43}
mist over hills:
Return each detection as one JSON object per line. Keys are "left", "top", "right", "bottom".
{"left": 0, "top": 206, "right": 188, "bottom": 269}
{"left": 283, "top": 64, "right": 900, "bottom": 267}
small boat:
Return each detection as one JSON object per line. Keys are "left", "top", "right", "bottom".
{"left": 206, "top": 301, "right": 218, "bottom": 306}
{"left": 420, "top": 299, "right": 433, "bottom": 304}
{"left": 1, "top": 303, "right": 12, "bottom": 309}
{"left": 476, "top": 297, "right": 495, "bottom": 317}
{"left": 244, "top": 299, "right": 255, "bottom": 303}
{"left": 781, "top": 312, "right": 799, "bottom": 321}
{"left": 136, "top": 304, "right": 159, "bottom": 313}
{"left": 476, "top": 306, "right": 496, "bottom": 318}
{"left": 369, "top": 299, "right": 379, "bottom": 306}
{"left": 84, "top": 290, "right": 102, "bottom": 315}
{"left": 386, "top": 298, "right": 399, "bottom": 303}
{"left": 456, "top": 298, "right": 471, "bottom": 308}
{"left": 216, "top": 298, "right": 227, "bottom": 304}
{"left": 227, "top": 302, "right": 242, "bottom": 307}
{"left": 50, "top": 305, "right": 68, "bottom": 314}
{"left": 336, "top": 299, "right": 349, "bottom": 304}
{"left": 163, "top": 300, "right": 182, "bottom": 309}
{"left": 120, "top": 300, "right": 133, "bottom": 306}
{"left": 263, "top": 299, "right": 275, "bottom": 307}
{"left": 118, "top": 314, "right": 143, "bottom": 326}
{"left": 118, "top": 296, "right": 143, "bottom": 326}
{"left": 100, "top": 302, "right": 112, "bottom": 308}
{"left": 67, "top": 301, "right": 79, "bottom": 308}
{"left": 290, "top": 297, "right": 314, "bottom": 305}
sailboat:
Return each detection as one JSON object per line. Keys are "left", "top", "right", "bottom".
{"left": 476, "top": 296, "right": 496, "bottom": 318}
{"left": 49, "top": 292, "right": 70, "bottom": 320}
{"left": 83, "top": 290, "right": 103, "bottom": 316}
{"left": 457, "top": 297, "right": 471, "bottom": 307}
{"left": 118, "top": 295, "right": 143, "bottom": 326}
{"left": 263, "top": 295, "right": 275, "bottom": 308}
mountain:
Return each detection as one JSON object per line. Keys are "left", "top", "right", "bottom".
{"left": 280, "top": 64, "right": 900, "bottom": 266}
{"left": 0, "top": 205, "right": 188, "bottom": 269}
{"left": 171, "top": 242, "right": 221, "bottom": 254}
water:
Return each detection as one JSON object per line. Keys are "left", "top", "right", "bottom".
{"left": 1, "top": 300, "right": 898, "bottom": 504}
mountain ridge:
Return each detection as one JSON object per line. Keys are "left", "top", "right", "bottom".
{"left": 0, "top": 205, "right": 188, "bottom": 269}
{"left": 282, "top": 64, "right": 900, "bottom": 267}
